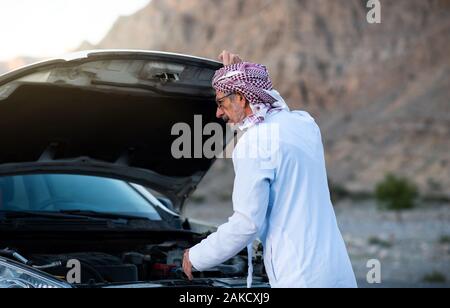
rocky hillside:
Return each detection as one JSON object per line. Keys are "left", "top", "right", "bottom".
{"left": 6, "top": 0, "right": 450, "bottom": 197}
{"left": 89, "top": 0, "right": 449, "bottom": 198}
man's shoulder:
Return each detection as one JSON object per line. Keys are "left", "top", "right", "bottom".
{"left": 261, "top": 110, "right": 319, "bottom": 136}
{"left": 268, "top": 109, "right": 316, "bottom": 123}
{"left": 233, "top": 110, "right": 319, "bottom": 150}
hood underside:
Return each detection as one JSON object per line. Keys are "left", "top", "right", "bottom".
{"left": 0, "top": 51, "right": 227, "bottom": 209}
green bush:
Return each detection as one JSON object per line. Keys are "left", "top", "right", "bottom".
{"left": 190, "top": 194, "right": 206, "bottom": 204}
{"left": 422, "top": 271, "right": 447, "bottom": 284}
{"left": 375, "top": 174, "right": 419, "bottom": 220}
{"left": 328, "top": 180, "right": 350, "bottom": 203}
{"left": 368, "top": 236, "right": 393, "bottom": 248}
{"left": 439, "top": 235, "right": 450, "bottom": 245}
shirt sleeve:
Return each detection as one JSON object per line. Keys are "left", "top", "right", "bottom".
{"left": 189, "top": 136, "right": 275, "bottom": 271}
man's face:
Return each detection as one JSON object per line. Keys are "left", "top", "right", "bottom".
{"left": 215, "top": 91, "right": 247, "bottom": 124}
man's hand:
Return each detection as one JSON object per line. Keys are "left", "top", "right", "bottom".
{"left": 182, "top": 249, "right": 194, "bottom": 281}
{"left": 219, "top": 50, "right": 243, "bottom": 66}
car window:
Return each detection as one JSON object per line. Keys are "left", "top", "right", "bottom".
{"left": 9, "top": 175, "right": 30, "bottom": 210}
{"left": 0, "top": 174, "right": 161, "bottom": 220}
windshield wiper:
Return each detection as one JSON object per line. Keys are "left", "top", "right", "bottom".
{"left": 0, "top": 210, "right": 149, "bottom": 222}
{"left": 0, "top": 210, "right": 110, "bottom": 222}
{"left": 58, "top": 210, "right": 150, "bottom": 221}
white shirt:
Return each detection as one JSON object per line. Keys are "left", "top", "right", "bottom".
{"left": 189, "top": 110, "right": 357, "bottom": 288}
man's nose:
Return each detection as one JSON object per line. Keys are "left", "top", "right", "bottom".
{"left": 216, "top": 107, "right": 224, "bottom": 118}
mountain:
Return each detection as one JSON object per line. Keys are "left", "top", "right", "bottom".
{"left": 28, "top": 0, "right": 450, "bottom": 197}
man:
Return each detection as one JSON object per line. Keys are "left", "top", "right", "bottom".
{"left": 182, "top": 51, "right": 357, "bottom": 288}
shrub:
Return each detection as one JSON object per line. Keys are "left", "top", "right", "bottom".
{"left": 328, "top": 180, "right": 350, "bottom": 203}
{"left": 422, "top": 271, "right": 447, "bottom": 284}
{"left": 368, "top": 236, "right": 393, "bottom": 248}
{"left": 439, "top": 235, "right": 450, "bottom": 245}
{"left": 190, "top": 194, "right": 206, "bottom": 204}
{"left": 375, "top": 174, "right": 419, "bottom": 221}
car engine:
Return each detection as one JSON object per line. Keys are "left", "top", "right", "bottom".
{"left": 1, "top": 241, "right": 266, "bottom": 287}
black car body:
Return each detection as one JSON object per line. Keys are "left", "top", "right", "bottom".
{"left": 0, "top": 50, "right": 268, "bottom": 288}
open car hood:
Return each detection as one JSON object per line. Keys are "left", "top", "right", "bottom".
{"left": 0, "top": 50, "right": 228, "bottom": 211}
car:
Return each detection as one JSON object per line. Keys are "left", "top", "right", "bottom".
{"left": 0, "top": 50, "right": 268, "bottom": 288}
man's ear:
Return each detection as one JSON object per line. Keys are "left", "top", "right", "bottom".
{"left": 236, "top": 93, "right": 247, "bottom": 108}
{"left": 237, "top": 94, "right": 253, "bottom": 116}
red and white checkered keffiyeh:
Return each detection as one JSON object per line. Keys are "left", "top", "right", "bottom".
{"left": 212, "top": 62, "right": 290, "bottom": 130}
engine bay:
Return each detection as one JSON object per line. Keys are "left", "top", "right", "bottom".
{"left": 1, "top": 239, "right": 267, "bottom": 287}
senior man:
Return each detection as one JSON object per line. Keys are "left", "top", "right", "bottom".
{"left": 182, "top": 51, "right": 357, "bottom": 288}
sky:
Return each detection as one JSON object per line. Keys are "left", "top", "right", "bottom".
{"left": 0, "top": 0, "right": 150, "bottom": 61}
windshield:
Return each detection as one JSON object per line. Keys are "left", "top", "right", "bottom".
{"left": 0, "top": 174, "right": 161, "bottom": 220}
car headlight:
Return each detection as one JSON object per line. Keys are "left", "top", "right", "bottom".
{"left": 0, "top": 259, "right": 71, "bottom": 288}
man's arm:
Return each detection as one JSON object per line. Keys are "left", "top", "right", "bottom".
{"left": 186, "top": 140, "right": 274, "bottom": 275}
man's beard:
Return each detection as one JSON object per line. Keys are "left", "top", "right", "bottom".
{"left": 225, "top": 106, "right": 246, "bottom": 124}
